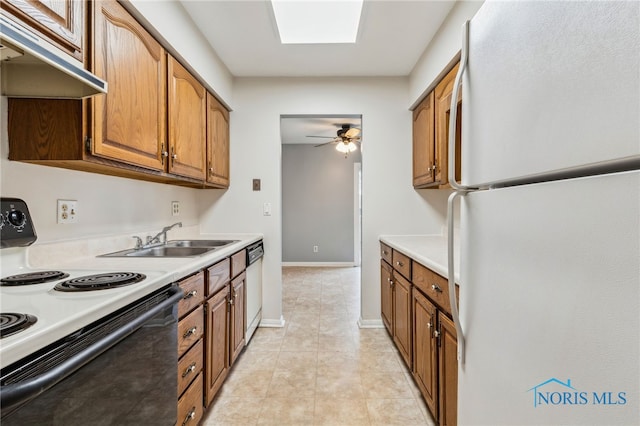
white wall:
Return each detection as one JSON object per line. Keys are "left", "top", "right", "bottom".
{"left": 0, "top": 97, "right": 200, "bottom": 243}
{"left": 198, "top": 77, "right": 450, "bottom": 325}
{"left": 126, "top": 0, "right": 234, "bottom": 107}
{"left": 409, "top": 0, "right": 484, "bottom": 107}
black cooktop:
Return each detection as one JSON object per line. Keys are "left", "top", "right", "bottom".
{"left": 0, "top": 271, "right": 70, "bottom": 286}
{"left": 0, "top": 313, "right": 37, "bottom": 338}
{"left": 53, "top": 272, "right": 146, "bottom": 292}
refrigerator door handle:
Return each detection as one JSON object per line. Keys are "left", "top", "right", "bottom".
{"left": 447, "top": 191, "right": 465, "bottom": 364}
{"left": 449, "top": 20, "right": 478, "bottom": 192}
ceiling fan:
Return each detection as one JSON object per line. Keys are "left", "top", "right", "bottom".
{"left": 306, "top": 124, "right": 361, "bottom": 156}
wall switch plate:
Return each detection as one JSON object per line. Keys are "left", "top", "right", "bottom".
{"left": 172, "top": 201, "right": 180, "bottom": 216}
{"left": 313, "top": 245, "right": 318, "bottom": 253}
{"left": 57, "top": 200, "right": 78, "bottom": 224}
{"left": 263, "top": 202, "right": 271, "bottom": 216}
{"left": 253, "top": 179, "right": 261, "bottom": 191}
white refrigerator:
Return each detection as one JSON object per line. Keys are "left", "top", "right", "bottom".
{"left": 447, "top": 1, "right": 640, "bottom": 425}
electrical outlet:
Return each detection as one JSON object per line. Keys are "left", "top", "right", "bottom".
{"left": 172, "top": 201, "right": 180, "bottom": 216}
{"left": 313, "top": 245, "right": 318, "bottom": 253}
{"left": 57, "top": 200, "right": 78, "bottom": 224}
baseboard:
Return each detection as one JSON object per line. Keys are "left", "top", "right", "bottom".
{"left": 259, "top": 316, "right": 286, "bottom": 328}
{"left": 358, "top": 317, "right": 384, "bottom": 329}
{"left": 281, "top": 262, "right": 356, "bottom": 267}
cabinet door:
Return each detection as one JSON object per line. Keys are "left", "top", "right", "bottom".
{"left": 413, "top": 92, "right": 436, "bottom": 188}
{"left": 434, "top": 62, "right": 461, "bottom": 187}
{"left": 438, "top": 313, "right": 458, "bottom": 426}
{"left": 413, "top": 289, "right": 438, "bottom": 419}
{"left": 380, "top": 260, "right": 393, "bottom": 336}
{"left": 229, "top": 271, "right": 246, "bottom": 365}
{"left": 393, "top": 272, "right": 412, "bottom": 369}
{"left": 204, "top": 285, "right": 229, "bottom": 406}
{"left": 168, "top": 56, "right": 206, "bottom": 180}
{"left": 206, "top": 93, "right": 230, "bottom": 187}
{"left": 2, "top": 0, "right": 83, "bottom": 60}
{"left": 92, "top": 0, "right": 166, "bottom": 171}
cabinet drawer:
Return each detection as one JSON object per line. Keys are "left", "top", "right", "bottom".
{"left": 178, "top": 372, "right": 204, "bottom": 426}
{"left": 207, "top": 258, "right": 230, "bottom": 296}
{"left": 178, "top": 338, "right": 203, "bottom": 397}
{"left": 413, "top": 263, "right": 458, "bottom": 316}
{"left": 178, "top": 306, "right": 204, "bottom": 357}
{"left": 231, "top": 249, "right": 246, "bottom": 278}
{"left": 178, "top": 271, "right": 205, "bottom": 319}
{"left": 380, "top": 243, "right": 392, "bottom": 265}
{"left": 392, "top": 250, "right": 412, "bottom": 280}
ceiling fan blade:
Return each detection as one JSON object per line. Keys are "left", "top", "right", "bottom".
{"left": 345, "top": 128, "right": 360, "bottom": 138}
{"left": 314, "top": 140, "right": 337, "bottom": 147}
{"left": 306, "top": 135, "right": 335, "bottom": 138}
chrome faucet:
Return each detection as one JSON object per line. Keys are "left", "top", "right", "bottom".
{"left": 146, "top": 222, "right": 183, "bottom": 246}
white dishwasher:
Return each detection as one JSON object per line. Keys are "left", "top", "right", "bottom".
{"left": 245, "top": 241, "right": 263, "bottom": 344}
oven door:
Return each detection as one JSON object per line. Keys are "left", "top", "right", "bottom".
{"left": 1, "top": 285, "right": 183, "bottom": 425}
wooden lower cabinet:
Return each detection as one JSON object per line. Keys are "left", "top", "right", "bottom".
{"left": 392, "top": 272, "right": 412, "bottom": 368}
{"left": 413, "top": 289, "right": 438, "bottom": 418}
{"left": 176, "top": 272, "right": 205, "bottom": 425}
{"left": 204, "top": 285, "right": 230, "bottom": 406}
{"left": 229, "top": 272, "right": 246, "bottom": 365}
{"left": 381, "top": 242, "right": 459, "bottom": 425}
{"left": 178, "top": 372, "right": 204, "bottom": 426}
{"left": 380, "top": 260, "right": 393, "bottom": 335}
{"left": 438, "top": 313, "right": 458, "bottom": 426}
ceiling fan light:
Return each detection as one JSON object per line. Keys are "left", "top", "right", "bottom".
{"left": 336, "top": 141, "right": 358, "bottom": 153}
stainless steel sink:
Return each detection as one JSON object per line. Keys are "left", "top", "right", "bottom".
{"left": 99, "top": 239, "right": 238, "bottom": 257}
{"left": 166, "top": 239, "right": 238, "bottom": 248}
{"left": 123, "top": 246, "right": 214, "bottom": 257}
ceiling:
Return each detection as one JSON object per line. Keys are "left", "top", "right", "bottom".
{"left": 179, "top": 1, "right": 454, "bottom": 146}
{"left": 179, "top": 0, "right": 456, "bottom": 78}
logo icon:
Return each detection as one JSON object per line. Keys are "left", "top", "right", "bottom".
{"left": 527, "top": 378, "right": 627, "bottom": 408}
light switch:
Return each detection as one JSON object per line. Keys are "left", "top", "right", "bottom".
{"left": 253, "top": 179, "right": 261, "bottom": 191}
{"left": 263, "top": 202, "right": 271, "bottom": 216}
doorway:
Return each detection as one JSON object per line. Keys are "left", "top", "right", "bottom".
{"left": 280, "top": 115, "right": 362, "bottom": 267}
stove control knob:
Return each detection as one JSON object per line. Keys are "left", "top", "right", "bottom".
{"left": 8, "top": 210, "right": 26, "bottom": 228}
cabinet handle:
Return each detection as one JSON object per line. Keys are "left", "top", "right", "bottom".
{"left": 183, "top": 290, "right": 197, "bottom": 299}
{"left": 427, "top": 321, "right": 433, "bottom": 329}
{"left": 434, "top": 330, "right": 440, "bottom": 338}
{"left": 431, "top": 284, "right": 443, "bottom": 293}
{"left": 229, "top": 297, "right": 234, "bottom": 306}
{"left": 171, "top": 147, "right": 177, "bottom": 160}
{"left": 181, "top": 408, "right": 196, "bottom": 426}
{"left": 181, "top": 362, "right": 197, "bottom": 378}
{"left": 161, "top": 144, "right": 168, "bottom": 165}
{"left": 432, "top": 163, "right": 437, "bottom": 173}
{"left": 396, "top": 261, "right": 404, "bottom": 267}
{"left": 382, "top": 250, "right": 388, "bottom": 255}
{"left": 182, "top": 327, "right": 197, "bottom": 339}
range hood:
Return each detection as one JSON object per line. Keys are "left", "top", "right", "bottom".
{"left": 0, "top": 15, "right": 107, "bottom": 98}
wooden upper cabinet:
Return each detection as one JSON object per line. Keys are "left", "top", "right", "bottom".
{"left": 168, "top": 56, "right": 206, "bottom": 180}
{"left": 92, "top": 0, "right": 166, "bottom": 171}
{"left": 413, "top": 92, "right": 436, "bottom": 188}
{"left": 2, "top": 0, "right": 83, "bottom": 60}
{"left": 413, "top": 61, "right": 461, "bottom": 189}
{"left": 434, "top": 62, "right": 461, "bottom": 188}
{"left": 206, "top": 93, "right": 230, "bottom": 188}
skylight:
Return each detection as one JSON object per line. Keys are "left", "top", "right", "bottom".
{"left": 271, "top": 0, "right": 363, "bottom": 44}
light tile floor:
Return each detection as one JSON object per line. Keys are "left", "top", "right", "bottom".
{"left": 202, "top": 266, "right": 436, "bottom": 426}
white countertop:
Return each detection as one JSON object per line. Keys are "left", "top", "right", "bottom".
{"left": 379, "top": 234, "right": 460, "bottom": 284}
{"left": 0, "top": 231, "right": 262, "bottom": 368}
